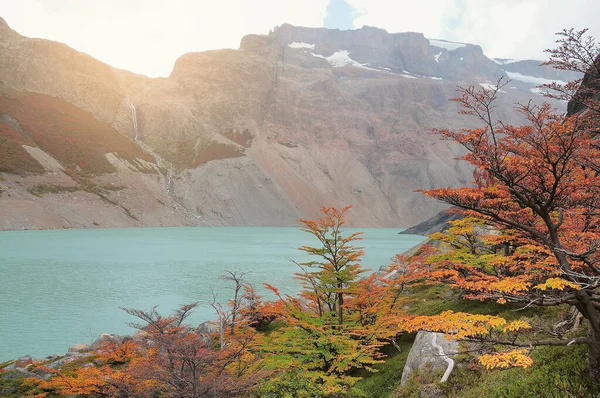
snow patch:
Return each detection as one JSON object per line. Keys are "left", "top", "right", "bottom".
{"left": 429, "top": 76, "right": 443, "bottom": 80}
{"left": 479, "top": 82, "right": 507, "bottom": 93}
{"left": 493, "top": 57, "right": 538, "bottom": 65}
{"left": 429, "top": 39, "right": 467, "bottom": 51}
{"left": 289, "top": 42, "right": 315, "bottom": 50}
{"left": 434, "top": 51, "right": 443, "bottom": 63}
{"left": 400, "top": 70, "right": 420, "bottom": 79}
{"left": 310, "top": 50, "right": 378, "bottom": 70}
{"left": 529, "top": 87, "right": 550, "bottom": 96}
{"left": 505, "top": 71, "right": 566, "bottom": 86}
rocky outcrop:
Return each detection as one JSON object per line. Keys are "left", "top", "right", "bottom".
{"left": 566, "top": 55, "right": 600, "bottom": 116}
{"left": 401, "top": 331, "right": 459, "bottom": 385}
{"left": 399, "top": 208, "right": 463, "bottom": 235}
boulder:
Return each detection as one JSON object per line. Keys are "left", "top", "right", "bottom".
{"left": 198, "top": 321, "right": 219, "bottom": 335}
{"left": 133, "top": 330, "right": 149, "bottom": 343}
{"left": 13, "top": 355, "right": 32, "bottom": 368}
{"left": 91, "top": 333, "right": 126, "bottom": 350}
{"left": 45, "top": 353, "right": 87, "bottom": 369}
{"left": 67, "top": 343, "right": 90, "bottom": 355}
{"left": 401, "top": 331, "right": 459, "bottom": 385}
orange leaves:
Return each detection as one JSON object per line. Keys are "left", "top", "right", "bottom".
{"left": 263, "top": 283, "right": 281, "bottom": 297}
{"left": 478, "top": 349, "right": 533, "bottom": 369}
{"left": 487, "top": 277, "right": 531, "bottom": 295}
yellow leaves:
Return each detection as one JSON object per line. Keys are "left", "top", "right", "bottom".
{"left": 488, "top": 277, "right": 531, "bottom": 294}
{"left": 478, "top": 349, "right": 533, "bottom": 369}
{"left": 496, "top": 297, "right": 507, "bottom": 304}
{"left": 401, "top": 311, "right": 507, "bottom": 339}
{"left": 502, "top": 320, "right": 531, "bottom": 333}
{"left": 534, "top": 278, "right": 581, "bottom": 291}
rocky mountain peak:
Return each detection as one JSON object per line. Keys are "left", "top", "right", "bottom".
{"left": 238, "top": 24, "right": 501, "bottom": 81}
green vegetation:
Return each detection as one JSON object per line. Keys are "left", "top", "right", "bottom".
{"left": 348, "top": 335, "right": 415, "bottom": 398}
{"left": 392, "top": 344, "right": 597, "bottom": 398}
{"left": 27, "top": 183, "right": 80, "bottom": 197}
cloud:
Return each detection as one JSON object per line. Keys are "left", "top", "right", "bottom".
{"left": 0, "top": 0, "right": 598, "bottom": 76}
{"left": 348, "top": 0, "right": 600, "bottom": 60}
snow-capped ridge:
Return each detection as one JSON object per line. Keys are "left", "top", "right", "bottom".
{"left": 505, "top": 71, "right": 567, "bottom": 86}
{"left": 429, "top": 39, "right": 468, "bottom": 51}
{"left": 289, "top": 42, "right": 315, "bottom": 50}
{"left": 310, "top": 50, "right": 378, "bottom": 71}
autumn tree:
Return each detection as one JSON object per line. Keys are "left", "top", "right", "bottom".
{"left": 256, "top": 206, "right": 409, "bottom": 396}
{"left": 401, "top": 29, "right": 600, "bottom": 380}
{"left": 295, "top": 205, "right": 366, "bottom": 325}
{"left": 36, "top": 291, "right": 268, "bottom": 397}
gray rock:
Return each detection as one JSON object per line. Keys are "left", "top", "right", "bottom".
{"left": 401, "top": 331, "right": 459, "bottom": 385}
{"left": 46, "top": 353, "right": 84, "bottom": 369}
{"left": 67, "top": 343, "right": 90, "bottom": 355}
{"left": 132, "top": 330, "right": 148, "bottom": 341}
{"left": 198, "top": 321, "right": 219, "bottom": 335}
{"left": 91, "top": 333, "right": 126, "bottom": 350}
{"left": 14, "top": 354, "right": 32, "bottom": 369}
{"left": 399, "top": 208, "right": 463, "bottom": 236}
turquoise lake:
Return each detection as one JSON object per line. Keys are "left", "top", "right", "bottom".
{"left": 0, "top": 227, "right": 425, "bottom": 361}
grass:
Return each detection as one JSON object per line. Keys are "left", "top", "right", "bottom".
{"left": 443, "top": 344, "right": 598, "bottom": 398}
{"left": 348, "top": 334, "right": 416, "bottom": 398}
{"left": 0, "top": 360, "right": 15, "bottom": 369}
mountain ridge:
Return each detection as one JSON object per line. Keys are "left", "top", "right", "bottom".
{"left": 0, "top": 18, "right": 576, "bottom": 229}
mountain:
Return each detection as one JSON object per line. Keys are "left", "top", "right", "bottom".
{"left": 0, "top": 19, "right": 575, "bottom": 229}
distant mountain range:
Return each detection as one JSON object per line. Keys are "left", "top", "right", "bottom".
{"left": 0, "top": 18, "right": 577, "bottom": 229}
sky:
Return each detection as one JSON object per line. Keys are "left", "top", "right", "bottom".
{"left": 0, "top": 0, "right": 598, "bottom": 77}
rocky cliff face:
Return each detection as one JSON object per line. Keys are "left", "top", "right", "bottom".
{"left": 0, "top": 19, "right": 576, "bottom": 229}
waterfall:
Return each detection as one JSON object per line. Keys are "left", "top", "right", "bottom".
{"left": 123, "top": 97, "right": 209, "bottom": 225}
{"left": 126, "top": 98, "right": 140, "bottom": 141}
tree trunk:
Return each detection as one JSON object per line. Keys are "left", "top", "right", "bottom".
{"left": 338, "top": 290, "right": 344, "bottom": 326}
{"left": 587, "top": 326, "right": 600, "bottom": 383}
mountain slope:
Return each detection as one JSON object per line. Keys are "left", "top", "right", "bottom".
{"left": 0, "top": 18, "right": 575, "bottom": 229}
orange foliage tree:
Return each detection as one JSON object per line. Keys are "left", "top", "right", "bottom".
{"left": 36, "top": 302, "right": 268, "bottom": 397}
{"left": 400, "top": 29, "right": 600, "bottom": 380}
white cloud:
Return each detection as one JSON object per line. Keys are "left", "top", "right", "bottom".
{"left": 0, "top": 0, "right": 598, "bottom": 77}
{"left": 348, "top": 0, "right": 600, "bottom": 61}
